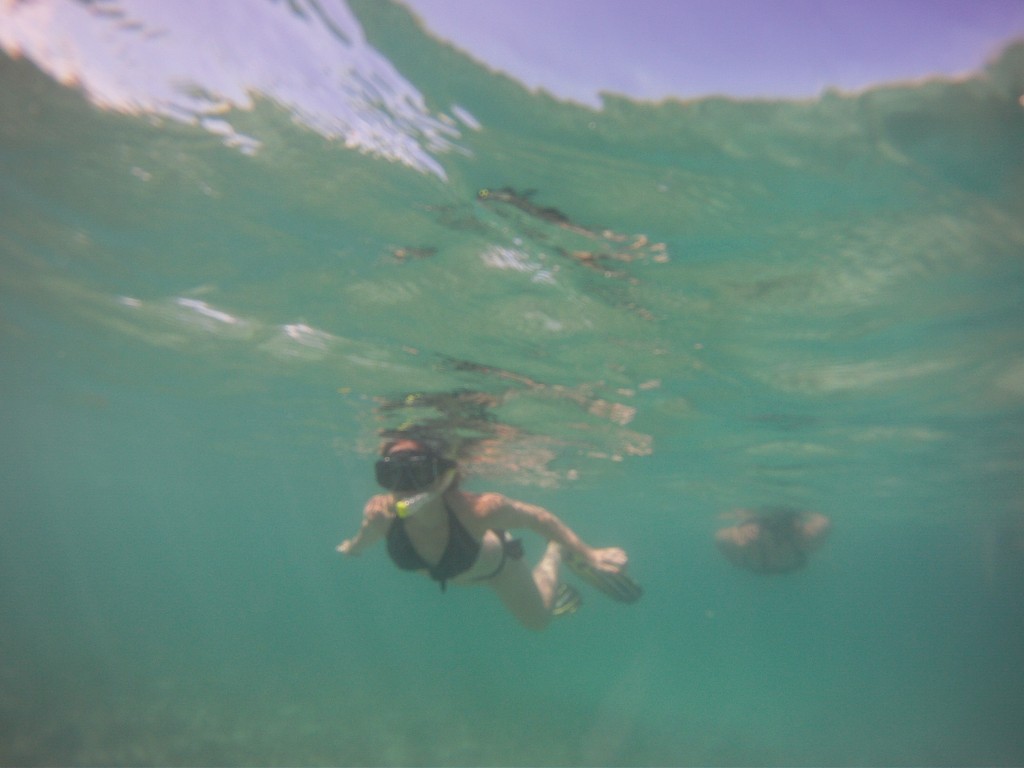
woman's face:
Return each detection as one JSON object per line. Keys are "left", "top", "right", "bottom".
{"left": 375, "top": 440, "right": 454, "bottom": 492}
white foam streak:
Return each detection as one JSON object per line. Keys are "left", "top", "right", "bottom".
{"left": 174, "top": 298, "right": 239, "bottom": 326}
{"left": 0, "top": 0, "right": 465, "bottom": 176}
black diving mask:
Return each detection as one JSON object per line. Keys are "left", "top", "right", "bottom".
{"left": 375, "top": 451, "right": 455, "bottom": 492}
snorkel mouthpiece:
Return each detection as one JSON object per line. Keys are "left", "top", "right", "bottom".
{"left": 395, "top": 491, "right": 429, "bottom": 518}
{"left": 394, "top": 469, "right": 454, "bottom": 518}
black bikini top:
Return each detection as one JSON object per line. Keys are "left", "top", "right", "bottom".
{"left": 386, "top": 499, "right": 481, "bottom": 591}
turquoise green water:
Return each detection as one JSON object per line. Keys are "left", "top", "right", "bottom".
{"left": 2, "top": 3, "right": 1024, "bottom": 765}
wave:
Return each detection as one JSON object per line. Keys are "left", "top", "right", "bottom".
{"left": 0, "top": 0, "right": 476, "bottom": 176}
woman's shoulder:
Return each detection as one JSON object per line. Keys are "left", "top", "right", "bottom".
{"left": 800, "top": 512, "right": 830, "bottom": 542}
{"left": 458, "top": 490, "right": 510, "bottom": 516}
{"left": 716, "top": 521, "right": 760, "bottom": 547}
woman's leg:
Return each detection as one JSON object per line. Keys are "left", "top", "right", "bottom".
{"left": 489, "top": 541, "right": 562, "bottom": 630}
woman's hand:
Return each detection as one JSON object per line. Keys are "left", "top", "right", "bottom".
{"left": 585, "top": 546, "right": 629, "bottom": 574}
{"left": 568, "top": 545, "right": 643, "bottom": 603}
{"left": 338, "top": 495, "right": 395, "bottom": 557}
{"left": 336, "top": 539, "right": 355, "bottom": 555}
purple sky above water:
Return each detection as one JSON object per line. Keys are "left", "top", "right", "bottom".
{"left": 400, "top": 0, "right": 1024, "bottom": 106}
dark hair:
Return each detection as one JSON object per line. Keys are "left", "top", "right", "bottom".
{"left": 758, "top": 507, "right": 802, "bottom": 538}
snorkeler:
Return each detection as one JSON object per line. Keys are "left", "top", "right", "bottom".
{"left": 337, "top": 436, "right": 642, "bottom": 629}
{"left": 714, "top": 506, "right": 830, "bottom": 574}
{"left": 477, "top": 187, "right": 579, "bottom": 229}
